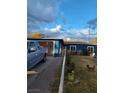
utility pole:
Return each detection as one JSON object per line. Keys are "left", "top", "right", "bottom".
{"left": 88, "top": 25, "right": 91, "bottom": 44}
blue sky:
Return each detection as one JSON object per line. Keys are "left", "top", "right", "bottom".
{"left": 27, "top": 0, "right": 97, "bottom": 41}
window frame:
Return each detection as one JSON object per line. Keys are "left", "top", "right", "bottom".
{"left": 87, "top": 46, "right": 94, "bottom": 53}
{"left": 70, "top": 45, "right": 77, "bottom": 52}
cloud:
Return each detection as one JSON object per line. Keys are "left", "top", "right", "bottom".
{"left": 61, "top": 27, "right": 96, "bottom": 41}
{"left": 27, "top": 23, "right": 96, "bottom": 42}
{"left": 27, "top": 0, "right": 97, "bottom": 41}
{"left": 28, "top": 0, "right": 61, "bottom": 23}
{"left": 81, "top": 28, "right": 90, "bottom": 35}
{"left": 42, "top": 26, "right": 94, "bottom": 41}
{"left": 50, "top": 25, "right": 62, "bottom": 32}
{"left": 87, "top": 18, "right": 97, "bottom": 29}
{"left": 27, "top": 0, "right": 62, "bottom": 32}
{"left": 87, "top": 18, "right": 97, "bottom": 25}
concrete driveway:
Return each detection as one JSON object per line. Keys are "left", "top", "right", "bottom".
{"left": 27, "top": 56, "right": 63, "bottom": 93}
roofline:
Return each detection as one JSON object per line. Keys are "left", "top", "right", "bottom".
{"left": 27, "top": 38, "right": 63, "bottom": 41}
{"left": 27, "top": 38, "right": 64, "bottom": 45}
{"left": 64, "top": 43, "right": 97, "bottom": 46}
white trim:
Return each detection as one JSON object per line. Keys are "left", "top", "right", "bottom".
{"left": 70, "top": 45, "right": 77, "bottom": 52}
{"left": 53, "top": 41, "right": 55, "bottom": 56}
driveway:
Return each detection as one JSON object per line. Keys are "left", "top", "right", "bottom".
{"left": 27, "top": 56, "right": 63, "bottom": 93}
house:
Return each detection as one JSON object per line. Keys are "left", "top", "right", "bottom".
{"left": 27, "top": 38, "right": 65, "bottom": 57}
{"left": 64, "top": 41, "right": 97, "bottom": 56}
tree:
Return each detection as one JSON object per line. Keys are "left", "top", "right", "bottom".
{"left": 94, "top": 37, "right": 97, "bottom": 45}
{"left": 31, "top": 32, "right": 44, "bottom": 38}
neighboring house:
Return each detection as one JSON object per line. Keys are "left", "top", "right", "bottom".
{"left": 64, "top": 41, "right": 97, "bottom": 56}
{"left": 27, "top": 38, "right": 64, "bottom": 57}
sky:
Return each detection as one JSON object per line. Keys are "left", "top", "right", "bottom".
{"left": 27, "top": 0, "right": 97, "bottom": 41}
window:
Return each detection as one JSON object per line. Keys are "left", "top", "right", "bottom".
{"left": 27, "top": 41, "right": 37, "bottom": 53}
{"left": 70, "top": 45, "right": 76, "bottom": 52}
{"left": 87, "top": 46, "right": 94, "bottom": 53}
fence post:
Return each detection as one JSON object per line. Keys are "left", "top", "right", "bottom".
{"left": 58, "top": 48, "right": 66, "bottom": 93}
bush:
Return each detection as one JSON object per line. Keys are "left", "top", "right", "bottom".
{"left": 65, "top": 55, "right": 75, "bottom": 82}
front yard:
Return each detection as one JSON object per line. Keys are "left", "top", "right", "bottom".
{"left": 64, "top": 55, "right": 97, "bottom": 93}
{"left": 51, "top": 55, "right": 97, "bottom": 93}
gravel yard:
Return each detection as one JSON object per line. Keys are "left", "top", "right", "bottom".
{"left": 64, "top": 55, "right": 97, "bottom": 93}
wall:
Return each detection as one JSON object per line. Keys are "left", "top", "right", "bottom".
{"left": 39, "top": 40, "right": 64, "bottom": 57}
{"left": 65, "top": 44, "right": 97, "bottom": 56}
{"left": 39, "top": 42, "right": 53, "bottom": 56}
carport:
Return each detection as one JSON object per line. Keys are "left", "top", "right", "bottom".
{"left": 27, "top": 38, "right": 65, "bottom": 57}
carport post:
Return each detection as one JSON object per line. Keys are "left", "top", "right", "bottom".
{"left": 58, "top": 48, "right": 66, "bottom": 93}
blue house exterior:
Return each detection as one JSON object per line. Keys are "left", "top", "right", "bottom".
{"left": 27, "top": 38, "right": 97, "bottom": 56}
{"left": 64, "top": 42, "right": 97, "bottom": 56}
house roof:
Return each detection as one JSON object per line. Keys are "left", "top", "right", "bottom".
{"left": 64, "top": 41, "right": 97, "bottom": 46}
{"left": 64, "top": 41, "right": 88, "bottom": 44}
{"left": 27, "top": 38, "right": 64, "bottom": 44}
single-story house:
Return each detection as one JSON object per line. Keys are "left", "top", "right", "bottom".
{"left": 27, "top": 38, "right": 65, "bottom": 57}
{"left": 64, "top": 41, "right": 97, "bottom": 56}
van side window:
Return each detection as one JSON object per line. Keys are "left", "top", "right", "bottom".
{"left": 27, "top": 42, "right": 37, "bottom": 53}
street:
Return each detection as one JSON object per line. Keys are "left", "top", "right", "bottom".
{"left": 27, "top": 56, "right": 63, "bottom": 93}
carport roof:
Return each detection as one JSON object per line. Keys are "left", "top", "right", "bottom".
{"left": 27, "top": 38, "right": 64, "bottom": 44}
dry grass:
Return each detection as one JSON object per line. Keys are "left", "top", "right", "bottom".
{"left": 51, "top": 55, "right": 97, "bottom": 93}
{"left": 50, "top": 62, "right": 62, "bottom": 93}
{"left": 64, "top": 55, "right": 97, "bottom": 93}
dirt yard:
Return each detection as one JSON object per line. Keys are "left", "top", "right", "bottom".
{"left": 64, "top": 55, "right": 97, "bottom": 93}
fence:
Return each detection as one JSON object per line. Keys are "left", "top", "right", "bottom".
{"left": 58, "top": 48, "right": 66, "bottom": 93}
